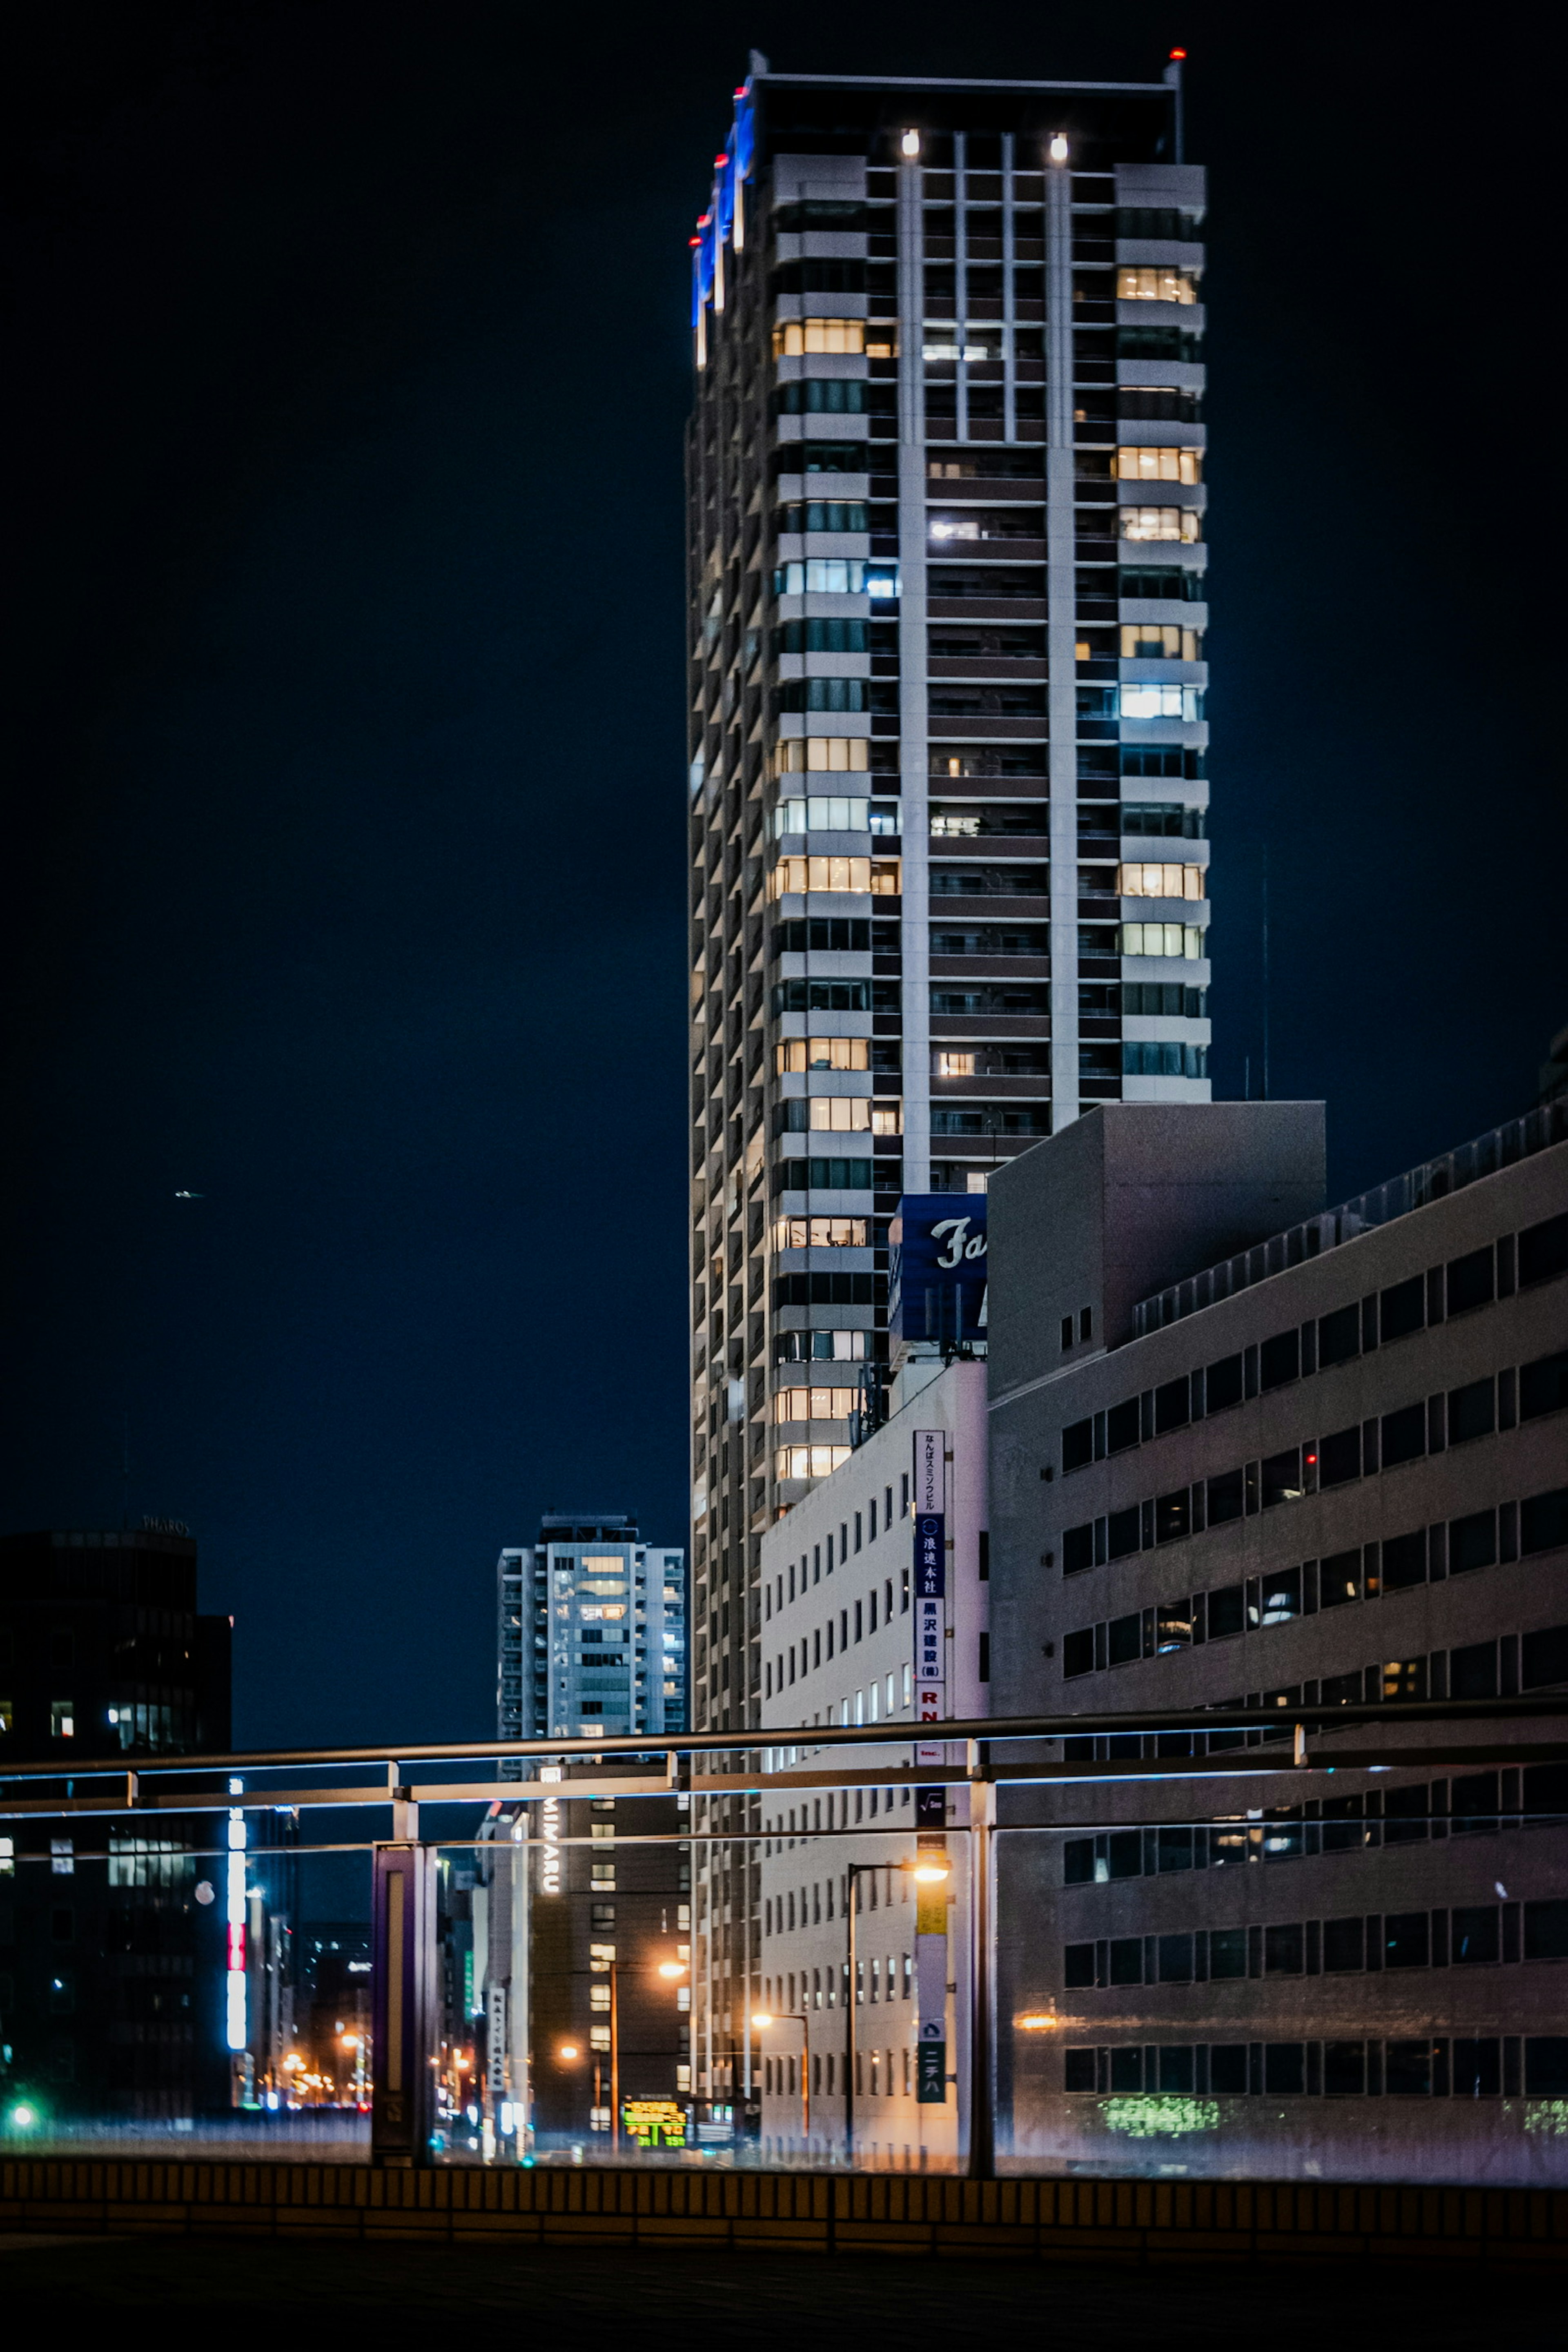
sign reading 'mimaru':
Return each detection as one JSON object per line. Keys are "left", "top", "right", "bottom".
{"left": 889, "top": 1196, "right": 987, "bottom": 1345}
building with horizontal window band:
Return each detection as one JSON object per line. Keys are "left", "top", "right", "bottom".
{"left": 986, "top": 1097, "right": 1568, "bottom": 2180}
{"left": 686, "top": 51, "right": 1205, "bottom": 2135}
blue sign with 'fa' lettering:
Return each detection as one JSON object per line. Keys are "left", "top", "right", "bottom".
{"left": 888, "top": 1195, "right": 987, "bottom": 1345}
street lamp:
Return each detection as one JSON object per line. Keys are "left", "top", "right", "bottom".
{"left": 842, "top": 1853, "right": 949, "bottom": 2163}
{"left": 752, "top": 2009, "right": 811, "bottom": 2151}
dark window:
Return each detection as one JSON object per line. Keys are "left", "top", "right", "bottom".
{"left": 1062, "top": 1523, "right": 1096, "bottom": 1575}
{"left": 1319, "top": 1548, "right": 1361, "bottom": 1607}
{"left": 1381, "top": 1529, "right": 1428, "bottom": 1591}
{"left": 1521, "top": 1487, "right": 1568, "bottom": 1557}
{"left": 1445, "top": 1244, "right": 1494, "bottom": 1315}
{"left": 1321, "top": 1795, "right": 1368, "bottom": 1847}
{"left": 1108, "top": 1938, "right": 1143, "bottom": 1985}
{"left": 1521, "top": 1350, "right": 1568, "bottom": 1422}
{"left": 1155, "top": 1489, "right": 1189, "bottom": 1543}
{"left": 1209, "top": 2043, "right": 1247, "bottom": 2092}
{"left": 1157, "top": 1933, "right": 1194, "bottom": 1983}
{"left": 1154, "top": 1376, "right": 1190, "bottom": 1433}
{"left": 1208, "top": 1928, "right": 1246, "bottom": 1980}
{"left": 1206, "top": 1467, "right": 1244, "bottom": 1525}
{"left": 1323, "top": 1917, "right": 1365, "bottom": 1972}
{"left": 1261, "top": 1448, "right": 1302, "bottom": 1507}
{"left": 1523, "top": 1899, "right": 1568, "bottom": 1960}
{"left": 1264, "top": 2044, "right": 1304, "bottom": 2094}
{"left": 1522, "top": 1622, "right": 1568, "bottom": 1689}
{"left": 1107, "top": 1612, "right": 1142, "bottom": 1666}
{"left": 1518, "top": 1212, "right": 1568, "bottom": 1287}
{"left": 1063, "top": 1838, "right": 1095, "bottom": 1884}
{"left": 1452, "top": 2039, "right": 1500, "bottom": 2096}
{"left": 1264, "top": 1923, "right": 1304, "bottom": 1975}
{"left": 1319, "top": 1427, "right": 1361, "bottom": 1488}
{"left": 1320, "top": 1671, "right": 1363, "bottom": 1708}
{"left": 1525, "top": 1762, "right": 1568, "bottom": 1819}
{"left": 1207, "top": 1583, "right": 1244, "bottom": 1640}
{"left": 1381, "top": 1401, "right": 1427, "bottom": 1468}
{"left": 1064, "top": 2048, "right": 1097, "bottom": 2092}
{"left": 1063, "top": 1628, "right": 1095, "bottom": 1679}
{"left": 1525, "top": 2040, "right": 1568, "bottom": 2095}
{"left": 1379, "top": 1276, "right": 1425, "bottom": 1343}
{"left": 1106, "top": 1505, "right": 1142, "bottom": 1559}
{"left": 1385, "top": 2041, "right": 1433, "bottom": 2094}
{"left": 1105, "top": 1397, "right": 1140, "bottom": 1454}
{"left": 1205, "top": 1353, "right": 1243, "bottom": 1412}
{"left": 1451, "top": 1773, "right": 1499, "bottom": 1835}
{"left": 1062, "top": 1417, "right": 1094, "bottom": 1471}
{"left": 1317, "top": 1303, "right": 1359, "bottom": 1368}
{"left": 1449, "top": 1639, "right": 1497, "bottom": 1699}
{"left": 1259, "top": 1330, "right": 1300, "bottom": 1391}
{"left": 1447, "top": 1376, "right": 1495, "bottom": 1443}
{"left": 1448, "top": 1508, "right": 1497, "bottom": 1575}
{"left": 1106, "top": 1831, "right": 1141, "bottom": 1879}
{"left": 1383, "top": 1787, "right": 1428, "bottom": 1844}
{"left": 1382, "top": 1910, "right": 1439, "bottom": 1966}
{"left": 1108, "top": 2047, "right": 1143, "bottom": 2091}
{"left": 1323, "top": 2042, "right": 1366, "bottom": 2095}
{"left": 1064, "top": 1942, "right": 1096, "bottom": 1988}
{"left": 1158, "top": 2047, "right": 1195, "bottom": 2092}
{"left": 1156, "top": 1827, "right": 1194, "bottom": 1873}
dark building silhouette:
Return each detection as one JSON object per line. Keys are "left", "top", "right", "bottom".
{"left": 0, "top": 1526, "right": 233, "bottom": 2121}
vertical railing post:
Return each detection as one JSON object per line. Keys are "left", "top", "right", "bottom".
{"left": 371, "top": 1835, "right": 436, "bottom": 2167}
{"left": 966, "top": 1778, "right": 996, "bottom": 2181}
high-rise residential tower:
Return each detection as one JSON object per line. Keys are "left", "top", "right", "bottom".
{"left": 685, "top": 59, "right": 1208, "bottom": 2110}
{"left": 497, "top": 1514, "right": 687, "bottom": 1749}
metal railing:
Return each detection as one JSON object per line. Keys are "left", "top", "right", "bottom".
{"left": 1133, "top": 1097, "right": 1568, "bottom": 1340}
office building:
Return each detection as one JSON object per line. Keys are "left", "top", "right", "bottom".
{"left": 685, "top": 53, "right": 1209, "bottom": 2085}
{"left": 0, "top": 1524, "right": 233, "bottom": 2120}
{"left": 491, "top": 1515, "right": 689, "bottom": 2145}
{"left": 753, "top": 1354, "right": 987, "bottom": 2156}
{"left": 986, "top": 1098, "right": 1568, "bottom": 2179}
{"left": 496, "top": 1514, "right": 686, "bottom": 1749}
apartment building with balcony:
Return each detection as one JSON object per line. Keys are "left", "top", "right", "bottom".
{"left": 685, "top": 49, "right": 1209, "bottom": 2125}
{"left": 986, "top": 1100, "right": 1568, "bottom": 2180}
{"left": 496, "top": 1514, "right": 686, "bottom": 1752}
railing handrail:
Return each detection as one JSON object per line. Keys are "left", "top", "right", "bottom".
{"left": 1133, "top": 1096, "right": 1568, "bottom": 1340}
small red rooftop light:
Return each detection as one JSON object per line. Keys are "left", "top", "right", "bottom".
{"left": 734, "top": 86, "right": 747, "bottom": 99}
{"left": 715, "top": 154, "right": 728, "bottom": 166}
{"left": 1169, "top": 47, "right": 1187, "bottom": 59}
{"left": 689, "top": 236, "right": 701, "bottom": 248}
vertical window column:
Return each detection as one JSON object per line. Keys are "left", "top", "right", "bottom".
{"left": 1001, "top": 131, "right": 1017, "bottom": 443}
{"left": 1045, "top": 140, "right": 1079, "bottom": 1135}
{"left": 897, "top": 143, "right": 931, "bottom": 1190}
{"left": 953, "top": 132, "right": 968, "bottom": 444}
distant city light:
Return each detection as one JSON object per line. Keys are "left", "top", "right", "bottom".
{"left": 900, "top": 129, "right": 920, "bottom": 158}
{"left": 1049, "top": 134, "right": 1069, "bottom": 163}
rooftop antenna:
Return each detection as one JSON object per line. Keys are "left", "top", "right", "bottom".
{"left": 1261, "top": 843, "right": 1271, "bottom": 1101}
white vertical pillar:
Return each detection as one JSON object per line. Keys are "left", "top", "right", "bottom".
{"left": 1045, "top": 145, "right": 1080, "bottom": 1138}
{"left": 898, "top": 149, "right": 931, "bottom": 1193}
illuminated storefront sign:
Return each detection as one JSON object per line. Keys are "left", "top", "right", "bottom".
{"left": 621, "top": 2098, "right": 688, "bottom": 2148}
{"left": 225, "top": 1777, "right": 247, "bottom": 2053}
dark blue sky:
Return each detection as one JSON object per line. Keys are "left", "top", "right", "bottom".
{"left": 4, "top": 3, "right": 1560, "bottom": 1750}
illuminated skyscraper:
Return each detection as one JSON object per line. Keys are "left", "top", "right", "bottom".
{"left": 497, "top": 1514, "right": 686, "bottom": 1751}
{"left": 685, "top": 58, "right": 1207, "bottom": 2121}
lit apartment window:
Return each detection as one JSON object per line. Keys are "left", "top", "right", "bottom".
{"left": 1119, "top": 862, "right": 1206, "bottom": 900}
{"left": 774, "top": 559, "right": 899, "bottom": 597}
{"left": 1116, "top": 445, "right": 1202, "bottom": 485}
{"left": 51, "top": 1699, "right": 74, "bottom": 1740}
{"left": 929, "top": 516, "right": 980, "bottom": 540}
{"left": 929, "top": 811, "right": 981, "bottom": 837}
{"left": 1116, "top": 266, "right": 1198, "bottom": 305}
{"left": 1122, "top": 922, "right": 1206, "bottom": 959}
{"left": 1119, "top": 682, "right": 1203, "bottom": 720}
{"left": 0, "top": 1700, "right": 11, "bottom": 1736}
{"left": 773, "top": 1385, "right": 862, "bottom": 1423}
{"left": 935, "top": 1051, "right": 976, "bottom": 1077}
{"left": 772, "top": 1217, "right": 870, "bottom": 1250}
{"left": 772, "top": 797, "right": 871, "bottom": 837}
{"left": 772, "top": 318, "right": 866, "bottom": 357}
{"left": 776, "top": 1444, "right": 853, "bottom": 1481}
{"left": 1120, "top": 507, "right": 1201, "bottom": 543}
{"left": 773, "top": 736, "right": 870, "bottom": 775}
{"left": 921, "top": 334, "right": 1001, "bottom": 361}
{"left": 776, "top": 1037, "right": 870, "bottom": 1074}
{"left": 770, "top": 855, "right": 901, "bottom": 897}
{"left": 1120, "top": 624, "right": 1202, "bottom": 661}
{"left": 808, "top": 1098, "right": 871, "bottom": 1131}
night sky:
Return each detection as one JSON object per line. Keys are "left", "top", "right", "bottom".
{"left": 5, "top": 4, "right": 1561, "bottom": 1752}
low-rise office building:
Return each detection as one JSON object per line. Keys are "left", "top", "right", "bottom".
{"left": 753, "top": 1354, "right": 987, "bottom": 2161}
{"left": 987, "top": 1099, "right": 1568, "bottom": 2182}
